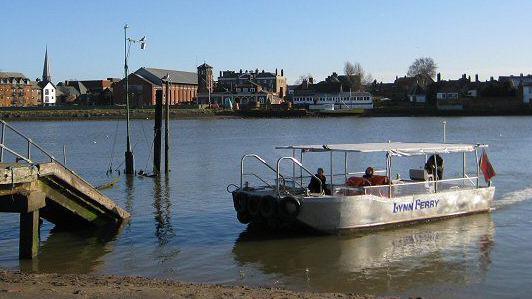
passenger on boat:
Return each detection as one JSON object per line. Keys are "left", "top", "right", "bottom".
{"left": 363, "top": 167, "right": 374, "bottom": 179}
{"left": 308, "top": 168, "right": 331, "bottom": 195}
{"left": 425, "top": 154, "right": 444, "bottom": 180}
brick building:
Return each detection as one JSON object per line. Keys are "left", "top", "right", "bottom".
{"left": 113, "top": 67, "right": 198, "bottom": 107}
{"left": 197, "top": 63, "right": 285, "bottom": 107}
{"left": 0, "top": 72, "right": 41, "bottom": 107}
{"left": 217, "top": 68, "right": 287, "bottom": 98}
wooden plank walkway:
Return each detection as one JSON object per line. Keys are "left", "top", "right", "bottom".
{"left": 0, "top": 162, "right": 130, "bottom": 259}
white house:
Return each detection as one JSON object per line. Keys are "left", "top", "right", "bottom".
{"left": 40, "top": 81, "right": 56, "bottom": 106}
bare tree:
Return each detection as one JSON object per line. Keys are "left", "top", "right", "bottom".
{"left": 407, "top": 57, "right": 437, "bottom": 79}
{"left": 344, "top": 61, "right": 372, "bottom": 91}
{"left": 295, "top": 73, "right": 313, "bottom": 85}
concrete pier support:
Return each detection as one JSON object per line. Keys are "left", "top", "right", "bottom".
{"left": 19, "top": 210, "right": 40, "bottom": 259}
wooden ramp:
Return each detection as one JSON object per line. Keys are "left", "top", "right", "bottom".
{"left": 0, "top": 120, "right": 130, "bottom": 259}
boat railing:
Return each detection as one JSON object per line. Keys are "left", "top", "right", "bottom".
{"left": 357, "top": 176, "right": 481, "bottom": 198}
{"left": 291, "top": 170, "right": 387, "bottom": 184}
{"left": 276, "top": 156, "right": 321, "bottom": 198}
{"left": 241, "top": 154, "right": 286, "bottom": 190}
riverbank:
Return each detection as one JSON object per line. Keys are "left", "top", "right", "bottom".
{"left": 0, "top": 270, "right": 372, "bottom": 299}
{"left": 2, "top": 105, "right": 532, "bottom": 121}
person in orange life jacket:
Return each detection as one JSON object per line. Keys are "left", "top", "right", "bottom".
{"left": 308, "top": 168, "right": 331, "bottom": 195}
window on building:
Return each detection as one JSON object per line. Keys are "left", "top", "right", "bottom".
{"left": 45, "top": 89, "right": 49, "bottom": 95}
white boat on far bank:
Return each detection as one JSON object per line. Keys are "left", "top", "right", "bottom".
{"left": 229, "top": 142, "right": 495, "bottom": 233}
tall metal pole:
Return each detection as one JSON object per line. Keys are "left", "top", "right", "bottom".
{"left": 442, "top": 120, "right": 447, "bottom": 143}
{"left": 164, "top": 75, "right": 170, "bottom": 173}
{"left": 124, "top": 24, "right": 135, "bottom": 175}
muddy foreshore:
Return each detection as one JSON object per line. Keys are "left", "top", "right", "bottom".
{"left": 0, "top": 270, "right": 375, "bottom": 299}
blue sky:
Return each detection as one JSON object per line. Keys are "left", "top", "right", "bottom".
{"left": 1, "top": 0, "right": 531, "bottom": 84}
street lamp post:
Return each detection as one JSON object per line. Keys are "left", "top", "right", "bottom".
{"left": 123, "top": 24, "right": 146, "bottom": 175}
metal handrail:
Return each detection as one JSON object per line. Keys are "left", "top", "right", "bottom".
{"left": 292, "top": 170, "right": 388, "bottom": 181}
{"left": 1, "top": 120, "right": 58, "bottom": 165}
{"left": 276, "top": 156, "right": 322, "bottom": 197}
{"left": 240, "top": 154, "right": 285, "bottom": 188}
{"left": 242, "top": 172, "right": 275, "bottom": 190}
{"left": 362, "top": 176, "right": 479, "bottom": 189}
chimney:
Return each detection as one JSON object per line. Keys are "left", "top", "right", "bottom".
{"left": 239, "top": 69, "right": 242, "bottom": 74}
{"left": 219, "top": 71, "right": 222, "bottom": 77}
{"left": 490, "top": 76, "right": 494, "bottom": 81}
{"left": 521, "top": 73, "right": 524, "bottom": 77}
{"left": 396, "top": 75, "right": 398, "bottom": 80}
{"left": 309, "top": 77, "right": 314, "bottom": 84}
{"left": 467, "top": 75, "right": 471, "bottom": 82}
{"left": 475, "top": 74, "right": 479, "bottom": 82}
{"left": 275, "top": 68, "right": 278, "bottom": 75}
{"left": 462, "top": 74, "right": 466, "bottom": 80}
{"left": 281, "top": 69, "right": 284, "bottom": 76}
{"left": 437, "top": 73, "right": 441, "bottom": 82}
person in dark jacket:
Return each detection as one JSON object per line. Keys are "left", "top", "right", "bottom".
{"left": 308, "top": 168, "right": 330, "bottom": 194}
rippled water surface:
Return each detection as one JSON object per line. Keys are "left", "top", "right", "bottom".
{"left": 1, "top": 117, "right": 532, "bottom": 298}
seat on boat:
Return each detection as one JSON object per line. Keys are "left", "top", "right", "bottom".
{"left": 368, "top": 175, "right": 389, "bottom": 186}
{"left": 346, "top": 176, "right": 371, "bottom": 187}
{"left": 346, "top": 175, "right": 390, "bottom": 187}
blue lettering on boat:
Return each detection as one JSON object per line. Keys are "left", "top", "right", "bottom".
{"left": 393, "top": 199, "right": 439, "bottom": 213}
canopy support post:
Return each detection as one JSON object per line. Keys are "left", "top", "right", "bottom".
{"left": 475, "top": 149, "right": 480, "bottom": 188}
{"left": 344, "top": 152, "right": 348, "bottom": 184}
{"left": 433, "top": 153, "right": 438, "bottom": 193}
{"left": 292, "top": 149, "right": 296, "bottom": 188}
{"left": 300, "top": 150, "right": 303, "bottom": 187}
{"left": 330, "top": 151, "right": 333, "bottom": 193}
{"left": 463, "top": 152, "right": 466, "bottom": 185}
{"left": 387, "top": 153, "right": 392, "bottom": 198}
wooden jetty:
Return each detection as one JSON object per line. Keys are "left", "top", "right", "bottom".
{"left": 0, "top": 120, "right": 130, "bottom": 259}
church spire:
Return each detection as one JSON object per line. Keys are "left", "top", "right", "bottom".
{"left": 42, "top": 46, "right": 51, "bottom": 82}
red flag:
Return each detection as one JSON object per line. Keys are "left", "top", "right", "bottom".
{"left": 479, "top": 150, "right": 496, "bottom": 183}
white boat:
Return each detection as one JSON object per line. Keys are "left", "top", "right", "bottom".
{"left": 229, "top": 142, "right": 495, "bottom": 234}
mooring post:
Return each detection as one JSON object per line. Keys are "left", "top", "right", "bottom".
{"left": 19, "top": 210, "right": 40, "bottom": 259}
{"left": 164, "top": 74, "right": 170, "bottom": 174}
{"left": 154, "top": 89, "right": 163, "bottom": 173}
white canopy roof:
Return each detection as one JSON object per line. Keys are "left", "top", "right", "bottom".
{"left": 276, "top": 142, "right": 487, "bottom": 156}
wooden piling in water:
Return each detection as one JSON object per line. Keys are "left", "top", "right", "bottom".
{"left": 154, "top": 90, "right": 163, "bottom": 173}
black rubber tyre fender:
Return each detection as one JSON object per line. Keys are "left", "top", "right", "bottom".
{"left": 237, "top": 211, "right": 251, "bottom": 224}
{"left": 279, "top": 196, "right": 301, "bottom": 220}
{"left": 247, "top": 194, "right": 262, "bottom": 217}
{"left": 233, "top": 192, "right": 248, "bottom": 213}
{"left": 259, "top": 195, "right": 278, "bottom": 219}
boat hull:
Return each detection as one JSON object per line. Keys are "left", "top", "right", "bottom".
{"left": 297, "top": 187, "right": 495, "bottom": 233}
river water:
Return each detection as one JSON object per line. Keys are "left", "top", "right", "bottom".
{"left": 1, "top": 117, "right": 531, "bottom": 298}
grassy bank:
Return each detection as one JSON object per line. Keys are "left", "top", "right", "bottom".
{"left": 2, "top": 105, "right": 532, "bottom": 121}
{"left": 0, "top": 107, "right": 229, "bottom": 121}
{"left": 0, "top": 107, "right": 312, "bottom": 121}
{"left": 0, "top": 270, "right": 372, "bottom": 299}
